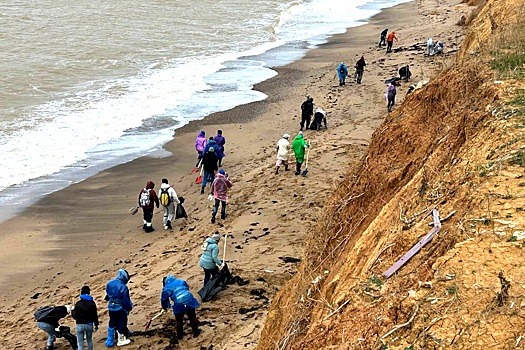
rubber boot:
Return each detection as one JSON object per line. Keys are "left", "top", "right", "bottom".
{"left": 117, "top": 332, "right": 131, "bottom": 347}
{"left": 106, "top": 327, "right": 115, "bottom": 347}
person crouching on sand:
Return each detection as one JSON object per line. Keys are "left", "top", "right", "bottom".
{"left": 161, "top": 275, "right": 201, "bottom": 339}
{"left": 275, "top": 133, "right": 291, "bottom": 174}
{"left": 194, "top": 130, "right": 207, "bottom": 167}
{"left": 35, "top": 304, "right": 73, "bottom": 350}
{"left": 199, "top": 232, "right": 224, "bottom": 286}
{"left": 138, "top": 181, "right": 159, "bottom": 233}
{"left": 210, "top": 169, "right": 232, "bottom": 224}
{"left": 105, "top": 269, "right": 133, "bottom": 347}
{"left": 292, "top": 131, "right": 310, "bottom": 175}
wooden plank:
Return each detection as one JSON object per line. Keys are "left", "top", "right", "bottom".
{"left": 383, "top": 209, "right": 441, "bottom": 278}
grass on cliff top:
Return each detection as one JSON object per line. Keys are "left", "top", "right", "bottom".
{"left": 490, "top": 22, "right": 525, "bottom": 79}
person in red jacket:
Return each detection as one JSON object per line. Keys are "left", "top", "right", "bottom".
{"left": 138, "top": 180, "right": 159, "bottom": 233}
{"left": 386, "top": 31, "right": 398, "bottom": 53}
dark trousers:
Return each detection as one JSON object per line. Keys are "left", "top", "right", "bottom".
{"left": 203, "top": 266, "right": 219, "bottom": 286}
{"left": 355, "top": 69, "right": 364, "bottom": 84}
{"left": 379, "top": 35, "right": 386, "bottom": 47}
{"left": 212, "top": 199, "right": 227, "bottom": 219}
{"left": 196, "top": 151, "right": 203, "bottom": 166}
{"left": 300, "top": 114, "right": 311, "bottom": 131}
{"left": 175, "top": 308, "right": 199, "bottom": 338}
{"left": 387, "top": 96, "right": 395, "bottom": 112}
{"left": 386, "top": 40, "right": 393, "bottom": 53}
{"left": 295, "top": 161, "right": 303, "bottom": 173}
{"left": 142, "top": 207, "right": 153, "bottom": 224}
{"left": 108, "top": 310, "right": 128, "bottom": 335}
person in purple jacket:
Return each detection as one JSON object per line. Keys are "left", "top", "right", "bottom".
{"left": 214, "top": 130, "right": 226, "bottom": 166}
{"left": 194, "top": 131, "right": 207, "bottom": 167}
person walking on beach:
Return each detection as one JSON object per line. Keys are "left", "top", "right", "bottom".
{"left": 35, "top": 305, "right": 73, "bottom": 350}
{"left": 199, "top": 232, "right": 224, "bottom": 286}
{"left": 300, "top": 97, "right": 314, "bottom": 131}
{"left": 292, "top": 131, "right": 310, "bottom": 175}
{"left": 204, "top": 137, "right": 225, "bottom": 166}
{"left": 138, "top": 181, "right": 159, "bottom": 233}
{"left": 214, "top": 130, "right": 226, "bottom": 167}
{"left": 105, "top": 269, "right": 133, "bottom": 347}
{"left": 386, "top": 31, "right": 398, "bottom": 53}
{"left": 355, "top": 56, "right": 366, "bottom": 84}
{"left": 159, "top": 178, "right": 180, "bottom": 230}
{"left": 72, "top": 286, "right": 99, "bottom": 350}
{"left": 275, "top": 133, "right": 291, "bottom": 174}
{"left": 194, "top": 131, "right": 207, "bottom": 167}
{"left": 210, "top": 169, "right": 232, "bottom": 224}
{"left": 387, "top": 83, "right": 397, "bottom": 112}
{"left": 161, "top": 275, "right": 201, "bottom": 339}
{"left": 337, "top": 62, "right": 348, "bottom": 86}
{"left": 201, "top": 147, "right": 218, "bottom": 194}
{"left": 379, "top": 28, "right": 388, "bottom": 47}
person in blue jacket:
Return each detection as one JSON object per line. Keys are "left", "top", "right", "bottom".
{"left": 161, "top": 275, "right": 201, "bottom": 339}
{"left": 105, "top": 269, "right": 133, "bottom": 347}
{"left": 199, "top": 232, "right": 224, "bottom": 286}
{"left": 204, "top": 137, "right": 224, "bottom": 166}
{"left": 337, "top": 62, "right": 348, "bottom": 86}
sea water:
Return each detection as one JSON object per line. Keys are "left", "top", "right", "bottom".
{"left": 0, "top": 0, "right": 410, "bottom": 222}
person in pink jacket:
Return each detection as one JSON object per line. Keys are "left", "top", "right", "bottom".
{"left": 210, "top": 169, "right": 232, "bottom": 224}
{"left": 195, "top": 131, "right": 207, "bottom": 167}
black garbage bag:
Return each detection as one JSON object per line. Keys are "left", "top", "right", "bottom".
{"left": 198, "top": 263, "right": 232, "bottom": 302}
{"left": 176, "top": 196, "right": 188, "bottom": 219}
{"left": 56, "top": 325, "right": 78, "bottom": 350}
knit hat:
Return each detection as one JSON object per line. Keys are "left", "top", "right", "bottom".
{"left": 81, "top": 286, "right": 91, "bottom": 295}
{"left": 212, "top": 232, "right": 221, "bottom": 241}
{"left": 283, "top": 134, "right": 290, "bottom": 139}
{"left": 219, "top": 169, "right": 226, "bottom": 175}
{"left": 209, "top": 147, "right": 215, "bottom": 152}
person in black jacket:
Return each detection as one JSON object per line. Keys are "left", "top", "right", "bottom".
{"left": 72, "top": 286, "right": 99, "bottom": 350}
{"left": 35, "top": 305, "right": 72, "bottom": 350}
{"left": 300, "top": 97, "right": 314, "bottom": 131}
{"left": 201, "top": 147, "right": 218, "bottom": 194}
{"left": 355, "top": 56, "right": 366, "bottom": 84}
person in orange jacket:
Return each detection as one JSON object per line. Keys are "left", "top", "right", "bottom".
{"left": 386, "top": 31, "right": 398, "bottom": 53}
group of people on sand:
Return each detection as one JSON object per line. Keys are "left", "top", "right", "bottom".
{"left": 36, "top": 229, "right": 228, "bottom": 349}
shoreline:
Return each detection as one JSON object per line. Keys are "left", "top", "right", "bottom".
{"left": 0, "top": 0, "right": 471, "bottom": 348}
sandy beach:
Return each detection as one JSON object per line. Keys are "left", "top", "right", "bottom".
{"left": 0, "top": 0, "right": 471, "bottom": 348}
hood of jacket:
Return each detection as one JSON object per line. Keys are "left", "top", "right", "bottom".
{"left": 80, "top": 294, "right": 94, "bottom": 301}
{"left": 293, "top": 134, "right": 304, "bottom": 142}
{"left": 160, "top": 183, "right": 170, "bottom": 190}
{"left": 145, "top": 181, "right": 155, "bottom": 189}
{"left": 198, "top": 131, "right": 205, "bottom": 137}
{"left": 116, "top": 268, "right": 130, "bottom": 284}
{"left": 205, "top": 237, "right": 218, "bottom": 245}
{"left": 164, "top": 274, "right": 176, "bottom": 286}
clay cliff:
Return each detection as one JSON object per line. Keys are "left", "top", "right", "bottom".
{"left": 258, "top": 0, "right": 525, "bottom": 348}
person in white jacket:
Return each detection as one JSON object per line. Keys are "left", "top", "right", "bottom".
{"left": 159, "top": 178, "right": 181, "bottom": 230}
{"left": 275, "top": 134, "right": 291, "bottom": 174}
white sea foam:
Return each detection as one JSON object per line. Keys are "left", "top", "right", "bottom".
{"left": 0, "top": 0, "right": 413, "bottom": 221}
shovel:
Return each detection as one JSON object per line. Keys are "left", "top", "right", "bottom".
{"left": 301, "top": 148, "right": 310, "bottom": 177}
{"left": 195, "top": 165, "right": 203, "bottom": 184}
{"left": 192, "top": 159, "right": 202, "bottom": 173}
{"left": 144, "top": 309, "right": 165, "bottom": 331}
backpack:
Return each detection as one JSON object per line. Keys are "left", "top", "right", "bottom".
{"left": 139, "top": 188, "right": 151, "bottom": 207}
{"left": 159, "top": 187, "right": 171, "bottom": 206}
{"left": 34, "top": 305, "right": 55, "bottom": 322}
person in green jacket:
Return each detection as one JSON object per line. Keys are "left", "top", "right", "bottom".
{"left": 291, "top": 132, "right": 310, "bottom": 175}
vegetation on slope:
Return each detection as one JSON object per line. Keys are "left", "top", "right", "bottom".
{"left": 258, "top": 0, "right": 525, "bottom": 348}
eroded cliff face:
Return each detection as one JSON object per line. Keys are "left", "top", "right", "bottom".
{"left": 258, "top": 0, "right": 525, "bottom": 348}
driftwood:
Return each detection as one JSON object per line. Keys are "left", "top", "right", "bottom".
{"left": 383, "top": 209, "right": 441, "bottom": 278}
